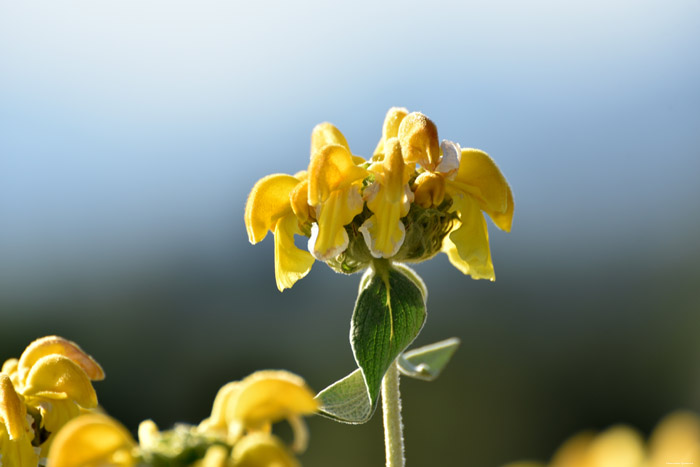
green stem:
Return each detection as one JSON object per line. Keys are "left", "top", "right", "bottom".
{"left": 381, "top": 359, "right": 405, "bottom": 467}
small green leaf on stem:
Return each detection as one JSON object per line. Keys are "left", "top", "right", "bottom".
{"left": 398, "top": 338, "right": 460, "bottom": 381}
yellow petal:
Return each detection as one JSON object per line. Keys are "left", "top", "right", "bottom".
{"left": 373, "top": 107, "right": 408, "bottom": 158}
{"left": 549, "top": 431, "right": 595, "bottom": 467}
{"left": 398, "top": 112, "right": 440, "bottom": 170}
{"left": 413, "top": 172, "right": 446, "bottom": 208}
{"left": 1, "top": 358, "right": 18, "bottom": 377}
{"left": 307, "top": 144, "right": 367, "bottom": 206}
{"left": 26, "top": 397, "right": 81, "bottom": 444}
{"left": 289, "top": 179, "right": 312, "bottom": 222}
{"left": 442, "top": 194, "right": 495, "bottom": 281}
{"left": 310, "top": 122, "right": 350, "bottom": 156}
{"left": 22, "top": 355, "right": 97, "bottom": 409}
{"left": 361, "top": 139, "right": 411, "bottom": 258}
{"left": 0, "top": 373, "right": 26, "bottom": 440}
{"left": 274, "top": 213, "right": 315, "bottom": 291}
{"left": 47, "top": 414, "right": 136, "bottom": 467}
{"left": 17, "top": 336, "right": 104, "bottom": 386}
{"left": 137, "top": 419, "right": 161, "bottom": 450}
{"left": 450, "top": 148, "right": 513, "bottom": 232}
{"left": 196, "top": 445, "right": 231, "bottom": 467}
{"left": 311, "top": 186, "right": 363, "bottom": 260}
{"left": 199, "top": 382, "right": 242, "bottom": 435}
{"left": 245, "top": 174, "right": 300, "bottom": 244}
{"left": 0, "top": 428, "right": 39, "bottom": 467}
{"left": 226, "top": 370, "right": 318, "bottom": 431}
{"left": 648, "top": 411, "right": 700, "bottom": 465}
{"left": 231, "top": 432, "right": 299, "bottom": 467}
{"left": 586, "top": 426, "right": 645, "bottom": 467}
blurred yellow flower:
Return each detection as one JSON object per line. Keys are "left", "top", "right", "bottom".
{"left": 47, "top": 413, "right": 136, "bottom": 467}
{"left": 503, "top": 410, "right": 700, "bottom": 467}
{"left": 199, "top": 370, "right": 318, "bottom": 453}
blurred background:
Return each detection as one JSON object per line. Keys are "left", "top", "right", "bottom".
{"left": 1, "top": 0, "right": 699, "bottom": 465}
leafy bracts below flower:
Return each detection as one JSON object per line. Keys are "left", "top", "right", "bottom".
{"left": 245, "top": 107, "right": 514, "bottom": 289}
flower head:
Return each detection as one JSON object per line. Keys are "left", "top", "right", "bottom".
{"left": 1, "top": 335, "right": 105, "bottom": 460}
{"left": 244, "top": 108, "right": 513, "bottom": 288}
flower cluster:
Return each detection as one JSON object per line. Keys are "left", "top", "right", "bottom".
{"left": 245, "top": 107, "right": 514, "bottom": 291}
{"left": 47, "top": 370, "right": 318, "bottom": 467}
{"left": 0, "top": 336, "right": 104, "bottom": 466}
{"left": 503, "top": 411, "right": 700, "bottom": 467}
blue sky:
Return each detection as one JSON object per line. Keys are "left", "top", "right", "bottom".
{"left": 1, "top": 0, "right": 699, "bottom": 291}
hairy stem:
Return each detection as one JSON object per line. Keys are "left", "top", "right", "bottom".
{"left": 381, "top": 359, "right": 405, "bottom": 467}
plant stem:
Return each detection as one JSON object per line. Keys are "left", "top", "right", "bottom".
{"left": 381, "top": 359, "right": 405, "bottom": 467}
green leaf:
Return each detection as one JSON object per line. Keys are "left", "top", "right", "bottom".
{"left": 351, "top": 264, "right": 427, "bottom": 410}
{"left": 315, "top": 369, "right": 372, "bottom": 424}
{"left": 398, "top": 337, "right": 460, "bottom": 381}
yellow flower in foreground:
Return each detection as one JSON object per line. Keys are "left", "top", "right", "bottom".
{"left": 199, "top": 370, "right": 318, "bottom": 454}
{"left": 503, "top": 410, "right": 700, "bottom": 467}
{"left": 397, "top": 111, "right": 513, "bottom": 280}
{"left": 47, "top": 413, "right": 137, "bottom": 467}
{"left": 232, "top": 432, "right": 299, "bottom": 467}
{"left": 1, "top": 373, "right": 38, "bottom": 467}
{"left": 1, "top": 335, "right": 105, "bottom": 459}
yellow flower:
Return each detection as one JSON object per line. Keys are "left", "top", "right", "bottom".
{"left": 3, "top": 335, "right": 105, "bottom": 456}
{"left": 47, "top": 413, "right": 137, "bottom": 467}
{"left": 245, "top": 171, "right": 315, "bottom": 291}
{"left": 503, "top": 410, "right": 700, "bottom": 467}
{"left": 360, "top": 137, "right": 414, "bottom": 258}
{"left": 0, "top": 373, "right": 39, "bottom": 467}
{"left": 231, "top": 432, "right": 299, "bottom": 467}
{"left": 245, "top": 108, "right": 513, "bottom": 286}
{"left": 199, "top": 370, "right": 318, "bottom": 454}
{"left": 397, "top": 111, "right": 514, "bottom": 280}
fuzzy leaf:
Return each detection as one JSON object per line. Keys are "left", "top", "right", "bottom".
{"left": 398, "top": 337, "right": 460, "bottom": 381}
{"left": 351, "top": 265, "right": 426, "bottom": 410}
{"left": 315, "top": 369, "right": 371, "bottom": 424}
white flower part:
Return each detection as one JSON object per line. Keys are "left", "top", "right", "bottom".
{"left": 362, "top": 180, "right": 380, "bottom": 202}
{"left": 359, "top": 217, "right": 406, "bottom": 259}
{"left": 437, "top": 139, "right": 461, "bottom": 176}
{"left": 308, "top": 223, "right": 321, "bottom": 260}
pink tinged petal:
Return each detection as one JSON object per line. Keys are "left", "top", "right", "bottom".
{"left": 245, "top": 174, "right": 300, "bottom": 244}
{"left": 273, "top": 213, "right": 315, "bottom": 291}
{"left": 451, "top": 148, "right": 513, "bottom": 232}
{"left": 443, "top": 194, "right": 495, "bottom": 281}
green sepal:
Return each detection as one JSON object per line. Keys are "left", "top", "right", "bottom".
{"left": 351, "top": 263, "right": 427, "bottom": 411}
{"left": 315, "top": 369, "right": 372, "bottom": 424}
{"left": 398, "top": 337, "right": 460, "bottom": 381}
